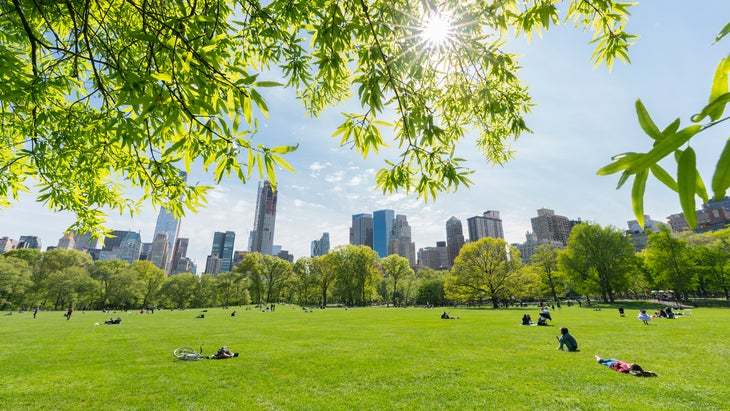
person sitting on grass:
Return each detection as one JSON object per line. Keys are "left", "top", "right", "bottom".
{"left": 540, "top": 306, "right": 552, "bottom": 321}
{"left": 521, "top": 314, "right": 534, "bottom": 325}
{"left": 595, "top": 355, "right": 657, "bottom": 377}
{"left": 556, "top": 327, "right": 578, "bottom": 351}
{"left": 210, "top": 346, "right": 239, "bottom": 359}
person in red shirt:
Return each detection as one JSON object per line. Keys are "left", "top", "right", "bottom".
{"left": 595, "top": 355, "right": 657, "bottom": 377}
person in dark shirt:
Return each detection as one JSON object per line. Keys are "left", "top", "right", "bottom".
{"left": 556, "top": 327, "right": 578, "bottom": 351}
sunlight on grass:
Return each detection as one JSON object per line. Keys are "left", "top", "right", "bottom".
{"left": 0, "top": 305, "right": 727, "bottom": 410}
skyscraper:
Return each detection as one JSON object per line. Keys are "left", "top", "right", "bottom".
{"left": 170, "top": 237, "right": 190, "bottom": 275}
{"left": 115, "top": 231, "right": 142, "bottom": 264}
{"left": 152, "top": 170, "right": 186, "bottom": 272}
{"left": 351, "top": 213, "right": 373, "bottom": 248}
{"left": 18, "top": 235, "right": 42, "bottom": 250}
{"left": 445, "top": 216, "right": 465, "bottom": 267}
{"left": 531, "top": 208, "right": 571, "bottom": 246}
{"left": 208, "top": 231, "right": 236, "bottom": 273}
{"left": 251, "top": 180, "right": 277, "bottom": 255}
{"left": 389, "top": 214, "right": 415, "bottom": 265}
{"left": 148, "top": 232, "right": 169, "bottom": 271}
{"left": 57, "top": 232, "right": 75, "bottom": 250}
{"left": 0, "top": 237, "right": 18, "bottom": 253}
{"left": 373, "top": 209, "right": 394, "bottom": 258}
{"left": 72, "top": 231, "right": 101, "bottom": 252}
{"left": 467, "top": 210, "right": 504, "bottom": 242}
{"left": 311, "top": 232, "right": 330, "bottom": 257}
{"left": 418, "top": 241, "right": 448, "bottom": 270}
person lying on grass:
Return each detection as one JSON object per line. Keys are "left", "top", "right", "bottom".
{"left": 209, "top": 346, "right": 239, "bottom": 359}
{"left": 595, "top": 355, "right": 657, "bottom": 377}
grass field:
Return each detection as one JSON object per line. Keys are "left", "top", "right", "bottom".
{"left": 1, "top": 303, "right": 728, "bottom": 410}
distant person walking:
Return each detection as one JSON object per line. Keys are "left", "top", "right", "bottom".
{"left": 33, "top": 306, "right": 39, "bottom": 318}
{"left": 65, "top": 307, "right": 73, "bottom": 320}
{"left": 638, "top": 309, "right": 651, "bottom": 325}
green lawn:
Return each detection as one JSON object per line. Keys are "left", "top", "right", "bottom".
{"left": 1, "top": 303, "right": 727, "bottom": 410}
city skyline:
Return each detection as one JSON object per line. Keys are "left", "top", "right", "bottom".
{"left": 0, "top": 2, "right": 727, "bottom": 268}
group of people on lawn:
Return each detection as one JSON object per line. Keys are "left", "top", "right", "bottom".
{"left": 519, "top": 304, "right": 658, "bottom": 377}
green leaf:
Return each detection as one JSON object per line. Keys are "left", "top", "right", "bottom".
{"left": 130, "top": 32, "right": 159, "bottom": 44}
{"left": 661, "top": 118, "right": 681, "bottom": 137}
{"left": 713, "top": 22, "right": 730, "bottom": 44}
{"left": 691, "top": 92, "right": 730, "bottom": 123}
{"left": 631, "top": 169, "right": 648, "bottom": 228}
{"left": 626, "top": 125, "right": 702, "bottom": 173}
{"left": 712, "top": 137, "right": 730, "bottom": 199}
{"left": 708, "top": 57, "right": 730, "bottom": 120}
{"left": 150, "top": 73, "right": 172, "bottom": 82}
{"left": 677, "top": 147, "right": 698, "bottom": 228}
{"left": 252, "top": 81, "right": 283, "bottom": 87}
{"left": 271, "top": 154, "right": 296, "bottom": 173}
{"left": 596, "top": 153, "right": 642, "bottom": 175}
{"left": 163, "top": 139, "right": 186, "bottom": 158}
{"left": 616, "top": 170, "right": 631, "bottom": 189}
{"left": 635, "top": 99, "right": 663, "bottom": 140}
{"left": 269, "top": 144, "right": 299, "bottom": 154}
{"left": 695, "top": 168, "right": 709, "bottom": 205}
{"left": 649, "top": 164, "right": 678, "bottom": 192}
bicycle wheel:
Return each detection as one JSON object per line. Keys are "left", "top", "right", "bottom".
{"left": 173, "top": 346, "right": 198, "bottom": 359}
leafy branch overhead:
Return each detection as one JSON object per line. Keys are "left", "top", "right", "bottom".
{"left": 597, "top": 23, "right": 730, "bottom": 229}
{"left": 0, "top": 0, "right": 636, "bottom": 235}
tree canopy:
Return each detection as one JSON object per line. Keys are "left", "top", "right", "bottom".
{"left": 559, "top": 223, "right": 636, "bottom": 303}
{"left": 446, "top": 237, "right": 522, "bottom": 308}
{"left": 0, "top": 0, "right": 637, "bottom": 236}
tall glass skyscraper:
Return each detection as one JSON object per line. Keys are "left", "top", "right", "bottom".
{"left": 152, "top": 170, "right": 187, "bottom": 272}
{"left": 251, "top": 180, "right": 277, "bottom": 255}
{"left": 311, "top": 232, "right": 330, "bottom": 257}
{"left": 209, "top": 231, "right": 236, "bottom": 273}
{"left": 373, "top": 209, "right": 394, "bottom": 258}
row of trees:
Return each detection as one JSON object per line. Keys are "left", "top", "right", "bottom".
{"left": 2, "top": 224, "right": 729, "bottom": 311}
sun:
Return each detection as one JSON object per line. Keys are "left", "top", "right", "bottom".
{"left": 420, "top": 12, "right": 454, "bottom": 49}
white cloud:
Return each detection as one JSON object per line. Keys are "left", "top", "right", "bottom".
{"left": 324, "top": 171, "right": 345, "bottom": 183}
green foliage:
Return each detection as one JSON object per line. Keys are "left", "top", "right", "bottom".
{"left": 599, "top": 23, "right": 730, "bottom": 228}
{"left": 0, "top": 0, "right": 636, "bottom": 234}
{"left": 329, "top": 244, "right": 382, "bottom": 306}
{"left": 643, "top": 228, "right": 696, "bottom": 300}
{"left": 446, "top": 237, "right": 523, "bottom": 307}
{"left": 559, "top": 223, "right": 636, "bottom": 303}
{"left": 0, "top": 256, "right": 31, "bottom": 309}
{"left": 259, "top": 254, "right": 294, "bottom": 303}
{"left": 530, "top": 243, "right": 568, "bottom": 301}
{"left": 381, "top": 254, "right": 414, "bottom": 306}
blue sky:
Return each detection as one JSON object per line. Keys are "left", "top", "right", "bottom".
{"left": 1, "top": 1, "right": 728, "bottom": 268}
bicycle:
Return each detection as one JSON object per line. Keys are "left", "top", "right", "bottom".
{"left": 173, "top": 346, "right": 207, "bottom": 360}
